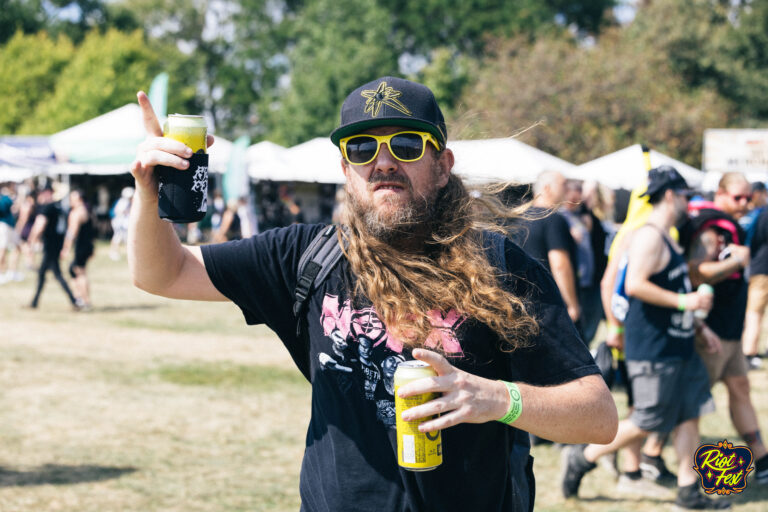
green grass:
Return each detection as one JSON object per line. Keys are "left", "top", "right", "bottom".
{"left": 0, "top": 241, "right": 766, "bottom": 511}
{"left": 152, "top": 362, "right": 307, "bottom": 392}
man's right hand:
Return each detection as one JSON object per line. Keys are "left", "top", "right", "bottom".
{"left": 685, "top": 290, "right": 713, "bottom": 312}
{"left": 130, "top": 91, "right": 214, "bottom": 197}
{"left": 725, "top": 244, "right": 750, "bottom": 269}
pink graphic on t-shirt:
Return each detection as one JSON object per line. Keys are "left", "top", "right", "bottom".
{"left": 425, "top": 310, "right": 466, "bottom": 354}
{"left": 320, "top": 294, "right": 465, "bottom": 354}
{"left": 321, "top": 295, "right": 352, "bottom": 340}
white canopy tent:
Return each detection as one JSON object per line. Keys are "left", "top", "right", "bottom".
{"left": 0, "top": 136, "right": 57, "bottom": 182}
{"left": 575, "top": 144, "right": 705, "bottom": 190}
{"left": 49, "top": 104, "right": 231, "bottom": 175}
{"left": 448, "top": 138, "right": 577, "bottom": 184}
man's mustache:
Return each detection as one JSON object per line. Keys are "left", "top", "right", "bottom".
{"left": 367, "top": 173, "right": 411, "bottom": 189}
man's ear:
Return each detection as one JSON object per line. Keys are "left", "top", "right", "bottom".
{"left": 340, "top": 157, "right": 349, "bottom": 179}
{"left": 436, "top": 148, "right": 454, "bottom": 188}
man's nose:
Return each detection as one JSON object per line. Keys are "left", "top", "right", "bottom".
{"left": 373, "top": 142, "right": 398, "bottom": 173}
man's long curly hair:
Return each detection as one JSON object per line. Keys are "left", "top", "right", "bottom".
{"left": 340, "top": 169, "right": 539, "bottom": 352}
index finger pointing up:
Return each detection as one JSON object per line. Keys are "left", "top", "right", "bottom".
{"left": 137, "top": 91, "right": 163, "bottom": 137}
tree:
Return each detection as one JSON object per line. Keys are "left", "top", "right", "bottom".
{"left": 454, "top": 32, "right": 732, "bottom": 166}
{"left": 627, "top": 0, "right": 768, "bottom": 120}
{"left": 263, "top": 0, "right": 399, "bottom": 145}
{"left": 0, "top": 0, "right": 45, "bottom": 44}
{"left": 20, "top": 29, "right": 160, "bottom": 134}
{"left": 0, "top": 30, "right": 74, "bottom": 133}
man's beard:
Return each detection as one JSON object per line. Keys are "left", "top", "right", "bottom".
{"left": 345, "top": 165, "right": 442, "bottom": 245}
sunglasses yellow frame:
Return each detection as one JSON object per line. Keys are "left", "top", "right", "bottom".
{"left": 339, "top": 130, "right": 441, "bottom": 165}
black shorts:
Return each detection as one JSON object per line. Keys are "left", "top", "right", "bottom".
{"left": 73, "top": 246, "right": 93, "bottom": 268}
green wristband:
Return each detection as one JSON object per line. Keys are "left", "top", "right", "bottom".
{"left": 608, "top": 324, "right": 624, "bottom": 334}
{"left": 677, "top": 293, "right": 687, "bottom": 311}
{"left": 497, "top": 381, "right": 523, "bottom": 425}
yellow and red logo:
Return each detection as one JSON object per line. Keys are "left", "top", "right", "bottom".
{"left": 693, "top": 439, "right": 753, "bottom": 495}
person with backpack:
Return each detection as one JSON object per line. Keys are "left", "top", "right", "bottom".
{"left": 562, "top": 166, "right": 728, "bottom": 510}
{"left": 686, "top": 171, "right": 768, "bottom": 485}
{"left": 128, "top": 76, "right": 617, "bottom": 512}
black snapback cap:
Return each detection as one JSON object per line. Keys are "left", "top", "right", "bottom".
{"left": 640, "top": 165, "right": 691, "bottom": 199}
{"left": 330, "top": 76, "right": 447, "bottom": 147}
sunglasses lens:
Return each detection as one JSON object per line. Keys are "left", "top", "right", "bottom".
{"left": 345, "top": 136, "right": 379, "bottom": 164}
{"left": 390, "top": 133, "right": 425, "bottom": 161}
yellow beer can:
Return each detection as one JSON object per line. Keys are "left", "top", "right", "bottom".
{"left": 394, "top": 360, "right": 443, "bottom": 471}
{"left": 163, "top": 114, "right": 207, "bottom": 153}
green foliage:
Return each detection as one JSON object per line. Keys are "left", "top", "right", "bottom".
{"left": 455, "top": 32, "right": 733, "bottom": 167}
{"left": 628, "top": 0, "right": 768, "bottom": 120}
{"left": 0, "top": 30, "right": 74, "bottom": 133}
{"left": 19, "top": 29, "right": 159, "bottom": 134}
{"left": 545, "top": 0, "right": 617, "bottom": 34}
{"left": 0, "top": 0, "right": 45, "bottom": 44}
{"left": 415, "top": 47, "right": 473, "bottom": 120}
{"left": 263, "top": 0, "right": 399, "bottom": 145}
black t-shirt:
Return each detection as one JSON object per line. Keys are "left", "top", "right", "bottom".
{"left": 516, "top": 207, "right": 577, "bottom": 275}
{"left": 750, "top": 208, "right": 768, "bottom": 276}
{"left": 201, "top": 224, "right": 598, "bottom": 512}
{"left": 39, "top": 202, "right": 65, "bottom": 252}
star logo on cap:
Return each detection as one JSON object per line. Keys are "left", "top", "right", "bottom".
{"left": 361, "top": 81, "right": 412, "bottom": 118}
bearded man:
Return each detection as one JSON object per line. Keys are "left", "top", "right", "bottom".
{"left": 129, "top": 76, "right": 617, "bottom": 512}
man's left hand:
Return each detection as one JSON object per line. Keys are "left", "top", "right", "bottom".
{"left": 397, "top": 348, "right": 511, "bottom": 432}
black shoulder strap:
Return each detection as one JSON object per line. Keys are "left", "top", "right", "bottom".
{"left": 293, "top": 225, "right": 344, "bottom": 337}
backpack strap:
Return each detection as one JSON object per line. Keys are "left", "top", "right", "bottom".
{"left": 293, "top": 225, "right": 344, "bottom": 337}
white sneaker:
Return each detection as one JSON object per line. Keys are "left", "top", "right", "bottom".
{"left": 747, "top": 356, "right": 763, "bottom": 371}
{"left": 12, "top": 271, "right": 24, "bottom": 282}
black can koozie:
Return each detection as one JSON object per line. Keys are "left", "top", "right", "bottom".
{"left": 157, "top": 151, "right": 208, "bottom": 223}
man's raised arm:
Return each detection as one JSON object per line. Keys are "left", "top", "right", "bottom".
{"left": 128, "top": 91, "right": 226, "bottom": 302}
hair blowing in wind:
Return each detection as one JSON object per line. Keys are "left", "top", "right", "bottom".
{"left": 341, "top": 171, "right": 539, "bottom": 351}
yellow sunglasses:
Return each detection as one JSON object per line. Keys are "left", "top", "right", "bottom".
{"left": 339, "top": 131, "right": 441, "bottom": 165}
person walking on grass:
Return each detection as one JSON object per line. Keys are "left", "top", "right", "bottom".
{"left": 561, "top": 166, "right": 729, "bottom": 510}
{"left": 61, "top": 189, "right": 95, "bottom": 310}
{"left": 129, "top": 76, "right": 617, "bottom": 512}
{"left": 686, "top": 171, "right": 768, "bottom": 485}
{"left": 27, "top": 185, "right": 79, "bottom": 310}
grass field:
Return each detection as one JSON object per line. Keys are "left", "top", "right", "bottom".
{"left": 1, "top": 243, "right": 767, "bottom": 511}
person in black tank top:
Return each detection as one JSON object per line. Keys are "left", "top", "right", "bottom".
{"left": 687, "top": 171, "right": 768, "bottom": 485}
{"left": 562, "top": 166, "right": 730, "bottom": 510}
{"left": 61, "top": 189, "right": 95, "bottom": 310}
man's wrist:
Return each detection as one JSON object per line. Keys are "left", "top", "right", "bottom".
{"left": 497, "top": 381, "right": 523, "bottom": 425}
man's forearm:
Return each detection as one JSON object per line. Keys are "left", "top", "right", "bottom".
{"left": 626, "top": 279, "right": 680, "bottom": 309}
{"left": 128, "top": 186, "right": 187, "bottom": 294}
{"left": 692, "top": 258, "right": 743, "bottom": 286}
{"left": 513, "top": 375, "right": 618, "bottom": 444}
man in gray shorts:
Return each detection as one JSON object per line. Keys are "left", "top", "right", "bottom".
{"left": 562, "top": 166, "right": 730, "bottom": 510}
